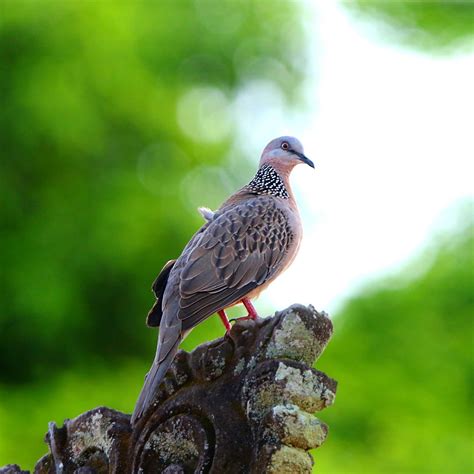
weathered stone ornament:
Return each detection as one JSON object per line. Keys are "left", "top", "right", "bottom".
{"left": 1, "top": 304, "right": 337, "bottom": 474}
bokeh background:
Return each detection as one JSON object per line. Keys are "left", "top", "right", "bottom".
{"left": 0, "top": 1, "right": 472, "bottom": 472}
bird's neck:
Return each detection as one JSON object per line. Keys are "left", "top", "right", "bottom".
{"left": 245, "top": 164, "right": 291, "bottom": 199}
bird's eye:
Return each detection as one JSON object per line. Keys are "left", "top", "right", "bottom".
{"left": 281, "top": 142, "right": 289, "bottom": 150}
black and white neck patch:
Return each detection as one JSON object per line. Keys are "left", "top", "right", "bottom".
{"left": 245, "top": 164, "right": 289, "bottom": 199}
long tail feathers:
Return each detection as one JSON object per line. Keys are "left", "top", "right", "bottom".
{"left": 131, "top": 333, "right": 181, "bottom": 425}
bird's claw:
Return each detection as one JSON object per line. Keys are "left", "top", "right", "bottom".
{"left": 229, "top": 315, "right": 256, "bottom": 324}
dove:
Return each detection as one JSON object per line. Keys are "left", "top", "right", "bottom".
{"left": 132, "top": 136, "right": 314, "bottom": 424}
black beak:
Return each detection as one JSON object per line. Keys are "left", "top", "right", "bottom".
{"left": 294, "top": 150, "right": 315, "bottom": 168}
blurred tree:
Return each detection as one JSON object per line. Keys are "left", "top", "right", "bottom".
{"left": 316, "top": 206, "right": 473, "bottom": 473}
{"left": 0, "top": 0, "right": 305, "bottom": 383}
{"left": 345, "top": 0, "right": 474, "bottom": 53}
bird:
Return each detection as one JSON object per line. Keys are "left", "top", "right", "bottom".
{"left": 132, "top": 136, "right": 314, "bottom": 424}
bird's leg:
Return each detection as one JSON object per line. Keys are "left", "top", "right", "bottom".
{"left": 242, "top": 298, "right": 259, "bottom": 320}
{"left": 218, "top": 309, "right": 232, "bottom": 333}
{"left": 230, "top": 298, "right": 259, "bottom": 323}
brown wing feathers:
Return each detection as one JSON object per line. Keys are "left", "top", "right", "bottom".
{"left": 146, "top": 259, "right": 176, "bottom": 327}
{"left": 177, "top": 197, "right": 293, "bottom": 328}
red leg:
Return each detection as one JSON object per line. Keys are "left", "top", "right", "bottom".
{"left": 242, "top": 298, "right": 259, "bottom": 320}
{"left": 228, "top": 299, "right": 260, "bottom": 324}
{"left": 218, "top": 309, "right": 232, "bottom": 333}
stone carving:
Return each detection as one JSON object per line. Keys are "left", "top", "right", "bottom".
{"left": 1, "top": 304, "right": 337, "bottom": 474}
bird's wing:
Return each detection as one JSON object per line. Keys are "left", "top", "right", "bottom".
{"left": 147, "top": 259, "right": 177, "bottom": 327}
{"left": 178, "top": 197, "right": 293, "bottom": 329}
{"left": 151, "top": 259, "right": 177, "bottom": 297}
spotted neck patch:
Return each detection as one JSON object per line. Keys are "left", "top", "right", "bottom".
{"left": 245, "top": 164, "right": 289, "bottom": 199}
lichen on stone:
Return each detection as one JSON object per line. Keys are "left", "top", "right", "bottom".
{"left": 274, "top": 363, "right": 335, "bottom": 412}
{"left": 68, "top": 411, "right": 114, "bottom": 458}
{"left": 174, "top": 371, "right": 188, "bottom": 386}
{"left": 266, "top": 311, "right": 322, "bottom": 365}
{"left": 267, "top": 445, "right": 313, "bottom": 474}
{"left": 143, "top": 425, "right": 199, "bottom": 464}
{"left": 271, "top": 404, "right": 328, "bottom": 449}
{"left": 209, "top": 354, "right": 225, "bottom": 377}
{"left": 234, "top": 358, "right": 246, "bottom": 376}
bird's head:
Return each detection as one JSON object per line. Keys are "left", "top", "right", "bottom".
{"left": 259, "top": 136, "right": 314, "bottom": 172}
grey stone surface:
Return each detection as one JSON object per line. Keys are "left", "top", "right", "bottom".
{"left": 4, "top": 304, "right": 337, "bottom": 473}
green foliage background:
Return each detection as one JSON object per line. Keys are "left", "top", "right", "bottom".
{"left": 316, "top": 208, "right": 473, "bottom": 473}
{"left": 0, "top": 1, "right": 472, "bottom": 472}
{"left": 346, "top": 0, "right": 474, "bottom": 52}
{"left": 0, "top": 0, "right": 303, "bottom": 384}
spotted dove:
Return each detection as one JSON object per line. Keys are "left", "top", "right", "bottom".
{"left": 132, "top": 136, "right": 314, "bottom": 424}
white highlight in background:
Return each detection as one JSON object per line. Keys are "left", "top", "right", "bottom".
{"left": 262, "top": 1, "right": 474, "bottom": 314}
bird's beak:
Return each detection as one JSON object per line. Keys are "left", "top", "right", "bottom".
{"left": 294, "top": 151, "right": 315, "bottom": 168}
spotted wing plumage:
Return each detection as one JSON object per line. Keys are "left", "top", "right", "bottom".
{"left": 178, "top": 196, "right": 293, "bottom": 330}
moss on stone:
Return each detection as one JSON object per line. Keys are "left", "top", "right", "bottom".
{"left": 266, "top": 311, "right": 322, "bottom": 365}
{"left": 267, "top": 445, "right": 313, "bottom": 474}
{"left": 69, "top": 410, "right": 113, "bottom": 458}
{"left": 272, "top": 404, "right": 328, "bottom": 449}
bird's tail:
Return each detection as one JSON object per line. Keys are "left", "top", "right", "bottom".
{"left": 131, "top": 316, "right": 182, "bottom": 425}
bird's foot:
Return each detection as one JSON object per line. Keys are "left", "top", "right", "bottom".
{"left": 229, "top": 316, "right": 250, "bottom": 323}
{"left": 229, "top": 299, "right": 259, "bottom": 324}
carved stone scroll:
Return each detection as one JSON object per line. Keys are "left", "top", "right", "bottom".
{"left": 1, "top": 304, "right": 337, "bottom": 474}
